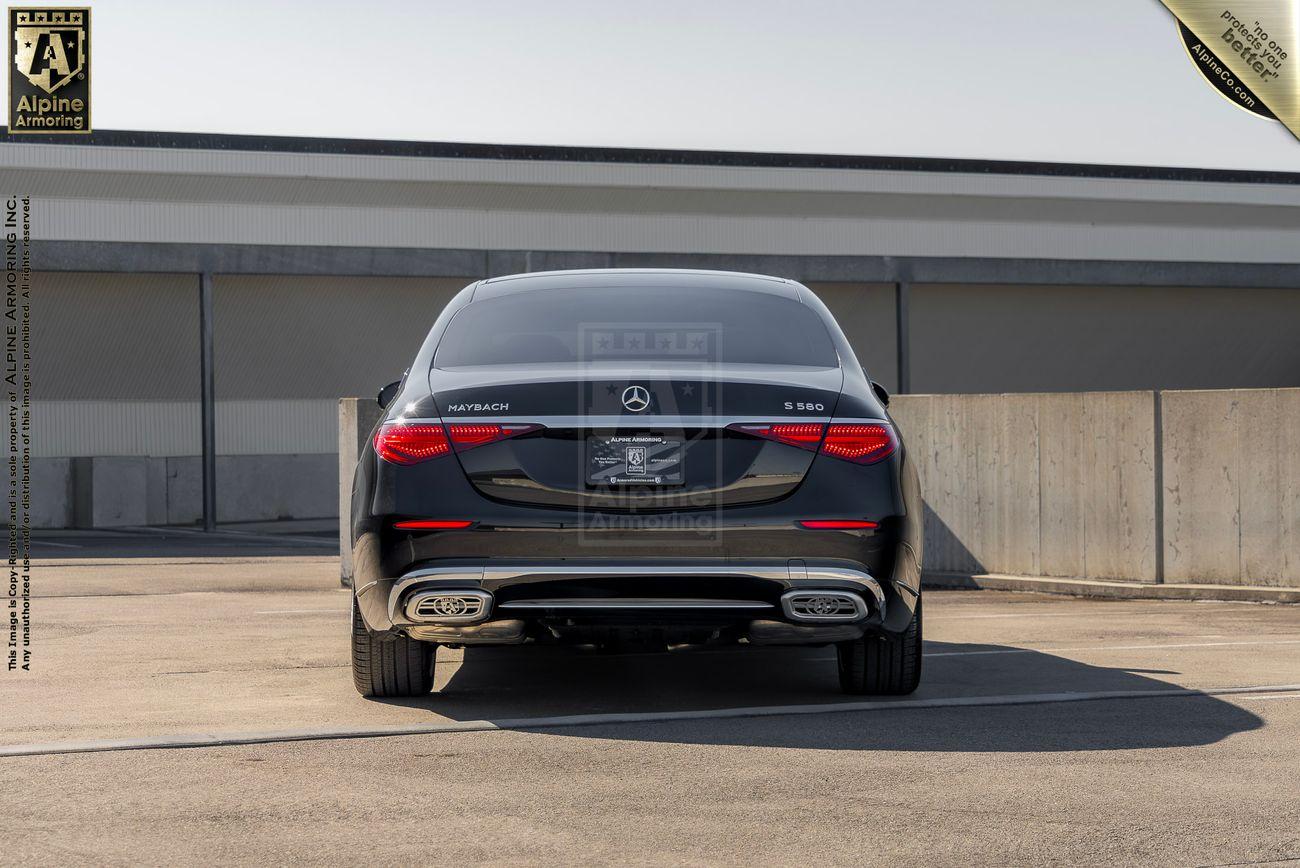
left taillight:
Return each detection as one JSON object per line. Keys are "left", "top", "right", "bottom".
{"left": 375, "top": 421, "right": 542, "bottom": 464}
{"left": 445, "top": 423, "right": 541, "bottom": 452}
{"left": 374, "top": 422, "right": 451, "bottom": 465}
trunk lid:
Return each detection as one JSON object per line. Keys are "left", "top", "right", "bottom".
{"left": 432, "top": 364, "right": 842, "bottom": 510}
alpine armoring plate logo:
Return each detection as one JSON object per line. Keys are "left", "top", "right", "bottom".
{"left": 9, "top": 7, "right": 91, "bottom": 133}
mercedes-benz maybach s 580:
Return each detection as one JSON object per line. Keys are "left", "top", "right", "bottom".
{"left": 349, "top": 269, "right": 923, "bottom": 697}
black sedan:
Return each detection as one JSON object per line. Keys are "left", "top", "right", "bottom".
{"left": 349, "top": 269, "right": 923, "bottom": 697}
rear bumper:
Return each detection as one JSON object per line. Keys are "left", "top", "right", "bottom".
{"left": 349, "top": 428, "right": 925, "bottom": 643}
{"left": 354, "top": 559, "right": 894, "bottom": 645}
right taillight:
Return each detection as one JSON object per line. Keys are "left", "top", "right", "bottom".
{"left": 374, "top": 422, "right": 451, "bottom": 465}
{"left": 820, "top": 423, "right": 897, "bottom": 465}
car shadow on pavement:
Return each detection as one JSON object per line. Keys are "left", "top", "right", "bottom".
{"left": 369, "top": 640, "right": 1265, "bottom": 752}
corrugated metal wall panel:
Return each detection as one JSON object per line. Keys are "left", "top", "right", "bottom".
{"left": 33, "top": 400, "right": 338, "bottom": 457}
{"left": 28, "top": 197, "right": 1300, "bottom": 263}
{"left": 3, "top": 141, "right": 1297, "bottom": 205}
{"left": 4, "top": 140, "right": 1299, "bottom": 264}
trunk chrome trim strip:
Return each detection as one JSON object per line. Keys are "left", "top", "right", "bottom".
{"left": 444, "top": 415, "right": 835, "bottom": 428}
{"left": 392, "top": 416, "right": 889, "bottom": 429}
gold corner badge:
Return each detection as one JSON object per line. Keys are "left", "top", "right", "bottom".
{"left": 8, "top": 6, "right": 91, "bottom": 133}
{"left": 1159, "top": 0, "right": 1297, "bottom": 141}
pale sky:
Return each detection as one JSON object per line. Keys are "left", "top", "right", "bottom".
{"left": 63, "top": 0, "right": 1300, "bottom": 170}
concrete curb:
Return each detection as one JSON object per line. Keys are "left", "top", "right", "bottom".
{"left": 924, "top": 572, "right": 1300, "bottom": 604}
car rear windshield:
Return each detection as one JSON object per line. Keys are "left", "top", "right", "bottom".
{"left": 434, "top": 286, "right": 840, "bottom": 368}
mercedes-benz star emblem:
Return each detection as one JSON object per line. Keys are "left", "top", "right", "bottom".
{"left": 621, "top": 385, "right": 651, "bottom": 412}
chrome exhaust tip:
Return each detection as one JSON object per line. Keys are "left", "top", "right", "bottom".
{"left": 404, "top": 589, "right": 493, "bottom": 624}
{"left": 407, "top": 619, "right": 525, "bottom": 644}
{"left": 780, "top": 590, "right": 867, "bottom": 622}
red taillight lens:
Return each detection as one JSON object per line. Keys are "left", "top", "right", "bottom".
{"left": 820, "top": 423, "right": 897, "bottom": 465}
{"left": 726, "top": 423, "right": 825, "bottom": 451}
{"left": 797, "top": 519, "right": 879, "bottom": 530}
{"left": 375, "top": 421, "right": 541, "bottom": 464}
{"left": 393, "top": 520, "right": 474, "bottom": 530}
{"left": 726, "top": 421, "right": 896, "bottom": 464}
{"left": 445, "top": 423, "right": 540, "bottom": 452}
{"left": 374, "top": 422, "right": 450, "bottom": 465}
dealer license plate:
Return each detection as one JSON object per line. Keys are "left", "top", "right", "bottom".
{"left": 586, "top": 434, "right": 683, "bottom": 486}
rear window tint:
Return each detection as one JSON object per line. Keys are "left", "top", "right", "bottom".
{"left": 434, "top": 286, "right": 839, "bottom": 368}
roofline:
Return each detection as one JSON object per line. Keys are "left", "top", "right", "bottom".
{"left": 472, "top": 268, "right": 801, "bottom": 301}
{"left": 481, "top": 268, "right": 791, "bottom": 285}
{"left": 2, "top": 128, "right": 1298, "bottom": 186}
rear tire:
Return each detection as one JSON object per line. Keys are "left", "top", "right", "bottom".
{"left": 836, "top": 596, "right": 922, "bottom": 695}
{"left": 351, "top": 597, "right": 436, "bottom": 697}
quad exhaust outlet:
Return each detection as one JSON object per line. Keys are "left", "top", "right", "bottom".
{"left": 780, "top": 590, "right": 868, "bottom": 622}
{"left": 404, "top": 589, "right": 493, "bottom": 624}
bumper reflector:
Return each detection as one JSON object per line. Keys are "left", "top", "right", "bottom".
{"left": 796, "top": 520, "right": 878, "bottom": 530}
{"left": 393, "top": 520, "right": 475, "bottom": 530}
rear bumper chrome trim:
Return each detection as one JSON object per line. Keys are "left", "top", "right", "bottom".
{"left": 389, "top": 562, "right": 886, "bottom": 626}
{"left": 498, "top": 598, "right": 775, "bottom": 611}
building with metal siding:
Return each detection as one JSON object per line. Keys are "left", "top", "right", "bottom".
{"left": 4, "top": 130, "right": 1299, "bottom": 527}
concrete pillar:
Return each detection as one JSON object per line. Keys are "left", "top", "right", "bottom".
{"left": 199, "top": 272, "right": 217, "bottom": 531}
{"left": 31, "top": 458, "right": 74, "bottom": 529}
{"left": 71, "top": 457, "right": 151, "bottom": 528}
{"left": 894, "top": 281, "right": 911, "bottom": 393}
{"left": 338, "top": 397, "right": 383, "bottom": 585}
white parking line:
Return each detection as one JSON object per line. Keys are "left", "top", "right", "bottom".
{"left": 2, "top": 682, "right": 1296, "bottom": 759}
{"left": 254, "top": 609, "right": 345, "bottom": 615}
{"left": 928, "top": 607, "right": 1240, "bottom": 620}
{"left": 928, "top": 638, "right": 1300, "bottom": 657}
{"left": 117, "top": 525, "right": 336, "bottom": 547}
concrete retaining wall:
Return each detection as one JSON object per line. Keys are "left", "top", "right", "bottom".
{"left": 889, "top": 392, "right": 1159, "bottom": 582}
{"left": 33, "top": 453, "right": 337, "bottom": 528}
{"left": 1161, "top": 388, "right": 1300, "bottom": 587}
{"left": 892, "top": 387, "right": 1298, "bottom": 586}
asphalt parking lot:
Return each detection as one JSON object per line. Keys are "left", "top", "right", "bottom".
{"left": 5, "top": 529, "right": 1299, "bottom": 865}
